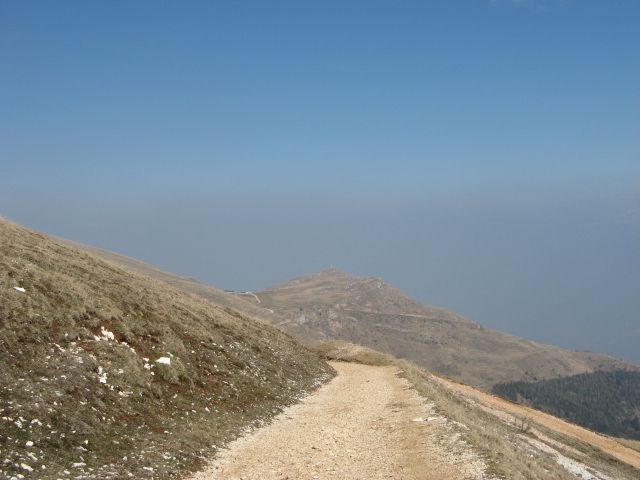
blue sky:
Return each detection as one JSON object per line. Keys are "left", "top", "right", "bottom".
{"left": 1, "top": 1, "right": 639, "bottom": 363}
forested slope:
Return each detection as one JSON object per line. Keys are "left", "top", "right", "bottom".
{"left": 493, "top": 370, "right": 640, "bottom": 440}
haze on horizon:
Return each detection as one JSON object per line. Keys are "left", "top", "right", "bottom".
{"left": 1, "top": 1, "right": 638, "bottom": 364}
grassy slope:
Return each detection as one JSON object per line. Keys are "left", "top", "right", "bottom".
{"left": 47, "top": 235, "right": 327, "bottom": 346}
{"left": 0, "top": 219, "right": 334, "bottom": 480}
{"left": 258, "top": 269, "right": 639, "bottom": 389}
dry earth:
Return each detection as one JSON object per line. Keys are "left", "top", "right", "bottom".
{"left": 190, "top": 361, "right": 491, "bottom": 480}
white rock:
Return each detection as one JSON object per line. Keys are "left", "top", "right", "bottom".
{"left": 156, "top": 357, "right": 171, "bottom": 365}
{"left": 13, "top": 287, "right": 26, "bottom": 292}
{"left": 100, "top": 327, "right": 115, "bottom": 341}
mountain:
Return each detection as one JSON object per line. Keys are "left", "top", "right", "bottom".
{"left": 5, "top": 220, "right": 640, "bottom": 478}
{"left": 47, "top": 234, "right": 328, "bottom": 346}
{"left": 44, "top": 236, "right": 640, "bottom": 390}
{"left": 0, "top": 218, "right": 333, "bottom": 479}
{"left": 255, "top": 268, "right": 639, "bottom": 389}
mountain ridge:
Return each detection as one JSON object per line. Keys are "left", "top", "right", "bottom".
{"left": 256, "top": 268, "right": 639, "bottom": 389}
{"left": 261, "top": 268, "right": 473, "bottom": 323}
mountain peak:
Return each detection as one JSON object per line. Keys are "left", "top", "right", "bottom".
{"left": 317, "top": 267, "right": 350, "bottom": 276}
{"left": 258, "top": 268, "right": 468, "bottom": 323}
{"left": 263, "top": 268, "right": 363, "bottom": 292}
{"left": 317, "top": 268, "right": 383, "bottom": 282}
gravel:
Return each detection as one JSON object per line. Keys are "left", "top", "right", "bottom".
{"left": 189, "top": 361, "right": 490, "bottom": 480}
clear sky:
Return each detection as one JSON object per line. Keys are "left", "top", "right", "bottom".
{"left": 1, "top": 1, "right": 639, "bottom": 363}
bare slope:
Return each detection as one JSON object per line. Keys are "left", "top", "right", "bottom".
{"left": 257, "top": 269, "right": 639, "bottom": 389}
{"left": 0, "top": 219, "right": 334, "bottom": 479}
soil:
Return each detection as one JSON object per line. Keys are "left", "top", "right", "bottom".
{"left": 189, "top": 361, "right": 490, "bottom": 480}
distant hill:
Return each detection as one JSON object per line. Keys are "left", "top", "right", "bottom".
{"left": 493, "top": 370, "right": 640, "bottom": 441}
{"left": 256, "top": 269, "right": 640, "bottom": 389}
{"left": 1, "top": 218, "right": 333, "bottom": 479}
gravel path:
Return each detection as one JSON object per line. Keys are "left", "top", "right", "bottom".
{"left": 190, "top": 361, "right": 489, "bottom": 480}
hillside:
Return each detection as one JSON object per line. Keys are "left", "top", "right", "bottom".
{"left": 256, "top": 269, "right": 639, "bottom": 389}
{"left": 493, "top": 370, "right": 640, "bottom": 441}
{"left": 0, "top": 218, "right": 334, "bottom": 479}
{"left": 47, "top": 235, "right": 326, "bottom": 345}
{"left": 4, "top": 220, "right": 640, "bottom": 479}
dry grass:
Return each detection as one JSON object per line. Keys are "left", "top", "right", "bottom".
{"left": 618, "top": 438, "right": 640, "bottom": 452}
{"left": 0, "top": 218, "right": 334, "bottom": 479}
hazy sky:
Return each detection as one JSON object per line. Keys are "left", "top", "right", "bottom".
{"left": 1, "top": 1, "right": 639, "bottom": 364}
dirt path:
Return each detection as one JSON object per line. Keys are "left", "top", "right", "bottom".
{"left": 190, "top": 362, "right": 489, "bottom": 480}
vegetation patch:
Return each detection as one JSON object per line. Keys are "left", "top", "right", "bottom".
{"left": 493, "top": 370, "right": 640, "bottom": 440}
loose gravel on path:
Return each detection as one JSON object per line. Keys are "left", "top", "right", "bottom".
{"left": 189, "top": 361, "right": 489, "bottom": 480}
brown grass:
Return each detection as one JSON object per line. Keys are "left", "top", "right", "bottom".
{"left": 0, "top": 218, "right": 334, "bottom": 479}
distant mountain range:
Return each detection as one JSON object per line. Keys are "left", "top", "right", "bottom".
{"left": 50, "top": 237, "right": 639, "bottom": 390}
